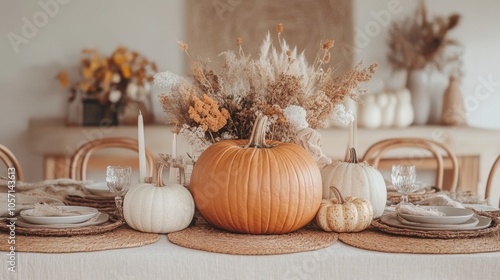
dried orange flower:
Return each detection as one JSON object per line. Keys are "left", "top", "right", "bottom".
{"left": 323, "top": 51, "right": 331, "bottom": 63}
{"left": 236, "top": 37, "right": 242, "bottom": 46}
{"left": 322, "top": 40, "right": 334, "bottom": 50}
{"left": 188, "top": 94, "right": 229, "bottom": 133}
{"left": 276, "top": 23, "right": 283, "bottom": 34}
{"left": 56, "top": 72, "right": 69, "bottom": 88}
{"left": 178, "top": 40, "right": 189, "bottom": 53}
{"left": 286, "top": 50, "right": 292, "bottom": 57}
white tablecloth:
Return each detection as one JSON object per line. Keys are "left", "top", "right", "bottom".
{"left": 1, "top": 235, "right": 499, "bottom": 280}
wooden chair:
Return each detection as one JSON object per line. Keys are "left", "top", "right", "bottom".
{"left": 0, "top": 144, "right": 24, "bottom": 181}
{"left": 361, "top": 138, "right": 459, "bottom": 192}
{"left": 69, "top": 137, "right": 155, "bottom": 181}
{"left": 485, "top": 155, "right": 500, "bottom": 205}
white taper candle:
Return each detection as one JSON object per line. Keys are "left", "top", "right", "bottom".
{"left": 138, "top": 111, "right": 147, "bottom": 183}
{"left": 169, "top": 132, "right": 178, "bottom": 183}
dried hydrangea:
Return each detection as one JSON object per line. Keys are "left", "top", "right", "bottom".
{"left": 283, "top": 105, "right": 309, "bottom": 131}
{"left": 153, "top": 71, "right": 183, "bottom": 91}
{"left": 331, "top": 104, "right": 354, "bottom": 125}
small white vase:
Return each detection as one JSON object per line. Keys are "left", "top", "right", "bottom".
{"left": 406, "top": 69, "right": 431, "bottom": 125}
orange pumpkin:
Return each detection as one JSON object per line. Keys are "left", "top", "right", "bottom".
{"left": 190, "top": 115, "right": 322, "bottom": 234}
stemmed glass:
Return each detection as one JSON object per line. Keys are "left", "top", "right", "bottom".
{"left": 391, "top": 164, "right": 417, "bottom": 204}
{"left": 106, "top": 166, "right": 132, "bottom": 219}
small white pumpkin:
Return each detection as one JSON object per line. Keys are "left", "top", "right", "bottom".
{"left": 358, "top": 89, "right": 414, "bottom": 128}
{"left": 315, "top": 186, "right": 373, "bottom": 232}
{"left": 123, "top": 163, "right": 195, "bottom": 233}
{"left": 321, "top": 148, "right": 387, "bottom": 218}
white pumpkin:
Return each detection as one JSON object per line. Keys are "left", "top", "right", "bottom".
{"left": 358, "top": 89, "right": 414, "bottom": 128}
{"left": 321, "top": 148, "right": 387, "bottom": 218}
{"left": 123, "top": 163, "right": 195, "bottom": 233}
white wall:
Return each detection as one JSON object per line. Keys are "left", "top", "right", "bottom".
{"left": 0, "top": 0, "right": 499, "bottom": 183}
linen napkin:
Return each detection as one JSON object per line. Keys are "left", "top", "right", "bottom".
{"left": 396, "top": 204, "right": 445, "bottom": 216}
{"left": 25, "top": 203, "right": 96, "bottom": 217}
{"left": 417, "top": 193, "right": 465, "bottom": 209}
{"left": 0, "top": 177, "right": 92, "bottom": 217}
{"left": 0, "top": 193, "right": 65, "bottom": 217}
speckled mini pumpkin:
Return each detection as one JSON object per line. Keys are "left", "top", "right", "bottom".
{"left": 315, "top": 186, "right": 373, "bottom": 233}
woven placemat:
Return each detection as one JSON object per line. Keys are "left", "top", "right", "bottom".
{"left": 387, "top": 188, "right": 437, "bottom": 204}
{"left": 168, "top": 224, "right": 338, "bottom": 255}
{"left": 371, "top": 214, "right": 500, "bottom": 239}
{"left": 0, "top": 226, "right": 159, "bottom": 253}
{"left": 0, "top": 217, "right": 124, "bottom": 237}
{"left": 339, "top": 229, "right": 500, "bottom": 254}
{"left": 66, "top": 196, "right": 116, "bottom": 214}
{"left": 67, "top": 195, "right": 115, "bottom": 204}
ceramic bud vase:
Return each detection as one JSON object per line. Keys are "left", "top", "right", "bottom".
{"left": 406, "top": 69, "right": 431, "bottom": 125}
{"left": 441, "top": 77, "right": 467, "bottom": 126}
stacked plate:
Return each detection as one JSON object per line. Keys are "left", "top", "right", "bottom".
{"left": 381, "top": 206, "right": 492, "bottom": 231}
{"left": 18, "top": 206, "right": 109, "bottom": 229}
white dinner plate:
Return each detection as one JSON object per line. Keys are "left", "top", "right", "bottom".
{"left": 17, "top": 213, "right": 108, "bottom": 228}
{"left": 380, "top": 214, "right": 492, "bottom": 231}
{"left": 85, "top": 182, "right": 113, "bottom": 196}
{"left": 20, "top": 206, "right": 98, "bottom": 225}
{"left": 398, "top": 215, "right": 479, "bottom": 229}
{"left": 399, "top": 206, "right": 474, "bottom": 224}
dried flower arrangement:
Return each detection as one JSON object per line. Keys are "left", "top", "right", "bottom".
{"left": 58, "top": 46, "right": 158, "bottom": 111}
{"left": 387, "top": 0, "right": 462, "bottom": 76}
{"left": 155, "top": 24, "right": 377, "bottom": 152}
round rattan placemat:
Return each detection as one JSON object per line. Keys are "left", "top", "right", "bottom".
{"left": 339, "top": 229, "right": 500, "bottom": 254}
{"left": 168, "top": 224, "right": 338, "bottom": 255}
{"left": 0, "top": 216, "right": 124, "bottom": 237}
{"left": 0, "top": 226, "right": 159, "bottom": 253}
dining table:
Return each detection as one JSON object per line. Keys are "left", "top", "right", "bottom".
{"left": 1, "top": 175, "right": 499, "bottom": 280}
{"left": 1, "top": 231, "right": 499, "bottom": 280}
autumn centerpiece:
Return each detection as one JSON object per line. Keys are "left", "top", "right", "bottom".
{"left": 154, "top": 24, "right": 378, "bottom": 234}
{"left": 58, "top": 46, "right": 157, "bottom": 126}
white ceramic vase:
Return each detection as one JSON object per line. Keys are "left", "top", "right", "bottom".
{"left": 406, "top": 69, "right": 431, "bottom": 125}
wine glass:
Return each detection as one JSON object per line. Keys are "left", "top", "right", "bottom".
{"left": 106, "top": 166, "right": 132, "bottom": 219}
{"left": 391, "top": 165, "right": 417, "bottom": 204}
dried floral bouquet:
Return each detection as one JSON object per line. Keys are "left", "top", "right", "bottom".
{"left": 155, "top": 24, "right": 377, "bottom": 153}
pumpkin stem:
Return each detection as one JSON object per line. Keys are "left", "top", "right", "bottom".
{"left": 155, "top": 161, "right": 165, "bottom": 187}
{"left": 329, "top": 186, "right": 345, "bottom": 204}
{"left": 348, "top": 148, "right": 359, "bottom": 164}
{"left": 154, "top": 159, "right": 186, "bottom": 187}
{"left": 244, "top": 114, "right": 274, "bottom": 149}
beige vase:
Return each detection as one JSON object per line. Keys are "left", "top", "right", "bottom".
{"left": 441, "top": 77, "right": 467, "bottom": 126}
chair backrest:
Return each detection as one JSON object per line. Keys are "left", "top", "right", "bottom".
{"left": 0, "top": 144, "right": 24, "bottom": 181}
{"left": 361, "top": 138, "right": 459, "bottom": 192}
{"left": 69, "top": 137, "right": 155, "bottom": 181}
{"left": 485, "top": 155, "right": 500, "bottom": 203}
